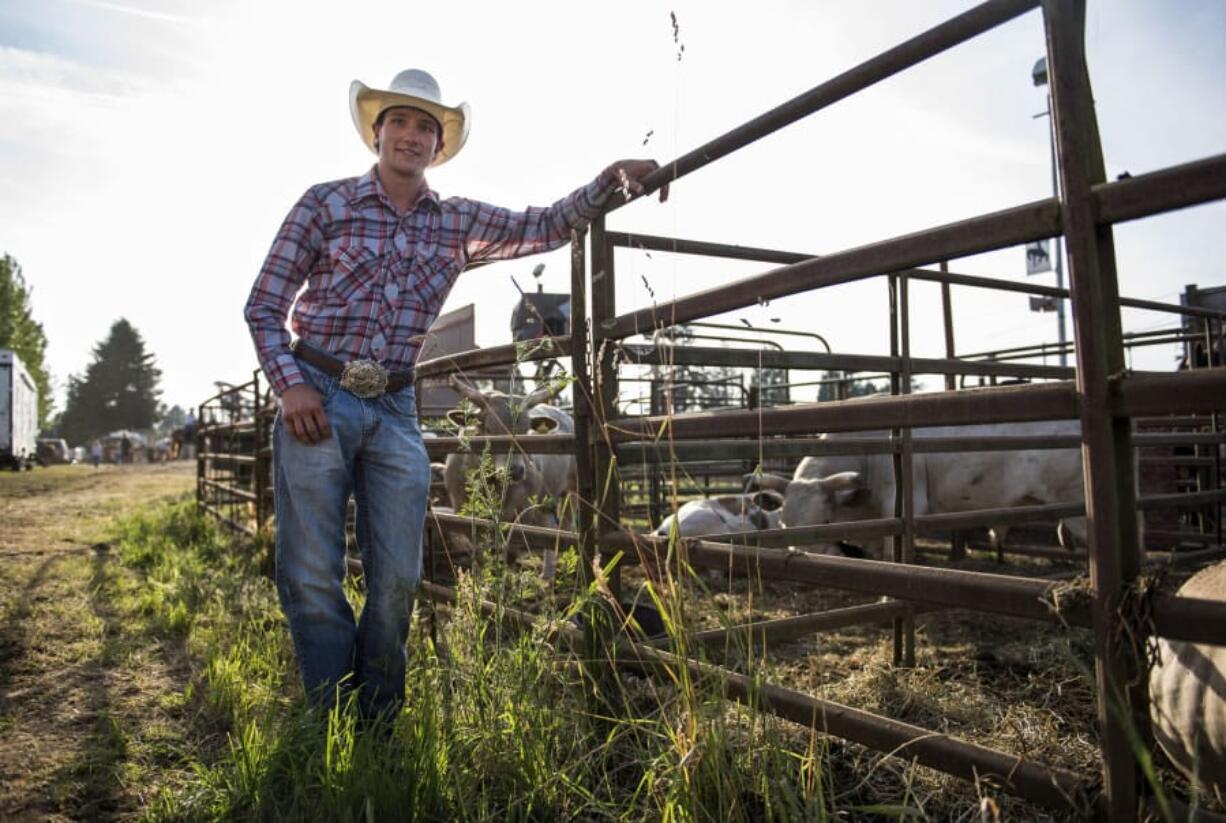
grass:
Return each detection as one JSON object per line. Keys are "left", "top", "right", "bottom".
{"left": 112, "top": 501, "right": 842, "bottom": 821}
{"left": 15, "top": 464, "right": 1208, "bottom": 819}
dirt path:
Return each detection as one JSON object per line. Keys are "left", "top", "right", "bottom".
{"left": 0, "top": 462, "right": 196, "bottom": 821}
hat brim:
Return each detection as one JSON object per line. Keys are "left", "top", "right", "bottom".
{"left": 349, "top": 80, "right": 470, "bottom": 167}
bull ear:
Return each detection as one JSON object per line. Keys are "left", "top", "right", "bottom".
{"left": 530, "top": 415, "right": 559, "bottom": 434}
{"left": 834, "top": 487, "right": 867, "bottom": 507}
{"left": 818, "top": 471, "right": 866, "bottom": 507}
{"left": 449, "top": 375, "right": 489, "bottom": 408}
{"left": 744, "top": 471, "right": 789, "bottom": 494}
{"left": 752, "top": 490, "right": 785, "bottom": 511}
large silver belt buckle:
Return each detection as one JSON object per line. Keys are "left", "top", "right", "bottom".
{"left": 339, "top": 359, "right": 389, "bottom": 398}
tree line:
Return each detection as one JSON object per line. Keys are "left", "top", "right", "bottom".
{"left": 1, "top": 252, "right": 165, "bottom": 446}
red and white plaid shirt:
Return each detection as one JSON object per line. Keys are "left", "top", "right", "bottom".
{"left": 245, "top": 166, "right": 615, "bottom": 395}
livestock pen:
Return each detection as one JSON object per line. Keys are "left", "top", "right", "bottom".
{"left": 198, "top": 0, "right": 1226, "bottom": 816}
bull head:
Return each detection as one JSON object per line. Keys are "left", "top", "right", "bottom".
{"left": 449, "top": 375, "right": 561, "bottom": 435}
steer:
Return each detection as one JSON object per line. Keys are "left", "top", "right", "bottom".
{"left": 654, "top": 491, "right": 785, "bottom": 538}
{"left": 749, "top": 421, "right": 1091, "bottom": 557}
{"left": 1149, "top": 559, "right": 1226, "bottom": 794}
{"left": 442, "top": 376, "right": 575, "bottom": 565}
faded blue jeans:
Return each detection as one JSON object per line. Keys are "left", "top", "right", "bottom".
{"left": 273, "top": 359, "right": 430, "bottom": 718}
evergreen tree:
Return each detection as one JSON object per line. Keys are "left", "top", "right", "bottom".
{"left": 0, "top": 254, "right": 53, "bottom": 427}
{"left": 60, "top": 319, "right": 162, "bottom": 445}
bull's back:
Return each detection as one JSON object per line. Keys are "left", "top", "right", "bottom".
{"left": 919, "top": 421, "right": 1081, "bottom": 513}
{"left": 1150, "top": 561, "right": 1226, "bottom": 793}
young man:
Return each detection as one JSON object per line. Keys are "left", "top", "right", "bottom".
{"left": 244, "top": 69, "right": 666, "bottom": 719}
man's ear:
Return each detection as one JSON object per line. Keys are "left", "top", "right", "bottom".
{"left": 433, "top": 137, "right": 445, "bottom": 161}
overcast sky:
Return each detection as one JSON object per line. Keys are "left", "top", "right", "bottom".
{"left": 2, "top": 0, "right": 1224, "bottom": 414}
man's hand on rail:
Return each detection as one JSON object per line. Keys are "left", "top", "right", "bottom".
{"left": 605, "top": 159, "right": 670, "bottom": 203}
{"left": 281, "top": 383, "right": 331, "bottom": 445}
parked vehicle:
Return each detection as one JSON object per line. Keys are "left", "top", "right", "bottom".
{"left": 36, "top": 438, "right": 72, "bottom": 466}
{"left": 1, "top": 350, "right": 39, "bottom": 471}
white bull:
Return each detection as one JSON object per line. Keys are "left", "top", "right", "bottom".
{"left": 442, "top": 377, "right": 575, "bottom": 564}
{"left": 654, "top": 491, "right": 785, "bottom": 538}
{"left": 751, "top": 421, "right": 1090, "bottom": 557}
{"left": 1149, "top": 560, "right": 1226, "bottom": 794}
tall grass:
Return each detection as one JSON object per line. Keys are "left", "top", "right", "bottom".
{"left": 114, "top": 500, "right": 836, "bottom": 821}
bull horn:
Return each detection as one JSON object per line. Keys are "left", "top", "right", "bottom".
{"left": 744, "top": 471, "right": 789, "bottom": 494}
{"left": 449, "top": 374, "right": 489, "bottom": 408}
{"left": 522, "top": 380, "right": 563, "bottom": 409}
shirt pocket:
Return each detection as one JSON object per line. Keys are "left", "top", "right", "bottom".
{"left": 404, "top": 255, "right": 457, "bottom": 307}
{"left": 325, "top": 245, "right": 381, "bottom": 302}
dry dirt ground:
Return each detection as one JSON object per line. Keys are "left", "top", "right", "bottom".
{"left": 0, "top": 462, "right": 196, "bottom": 821}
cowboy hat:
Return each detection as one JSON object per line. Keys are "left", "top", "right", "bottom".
{"left": 349, "top": 69, "right": 471, "bottom": 166}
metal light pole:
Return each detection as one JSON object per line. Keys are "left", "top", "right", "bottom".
{"left": 1033, "top": 56, "right": 1069, "bottom": 367}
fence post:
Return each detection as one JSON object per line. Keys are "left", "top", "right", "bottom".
{"left": 941, "top": 267, "right": 968, "bottom": 560}
{"left": 195, "top": 401, "right": 205, "bottom": 516}
{"left": 589, "top": 216, "right": 623, "bottom": 601}
{"left": 941, "top": 261, "right": 957, "bottom": 393}
{"left": 888, "top": 274, "right": 916, "bottom": 667}
{"left": 1042, "top": 0, "right": 1147, "bottom": 815}
{"left": 569, "top": 228, "right": 599, "bottom": 592}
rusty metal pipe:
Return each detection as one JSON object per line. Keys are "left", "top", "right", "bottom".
{"left": 415, "top": 337, "right": 572, "bottom": 380}
{"left": 423, "top": 434, "right": 576, "bottom": 459}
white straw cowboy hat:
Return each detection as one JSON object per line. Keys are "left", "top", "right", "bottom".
{"left": 349, "top": 69, "right": 471, "bottom": 166}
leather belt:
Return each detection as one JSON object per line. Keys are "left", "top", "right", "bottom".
{"left": 290, "top": 340, "right": 414, "bottom": 397}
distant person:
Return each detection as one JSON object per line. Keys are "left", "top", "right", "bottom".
{"left": 183, "top": 411, "right": 197, "bottom": 460}
{"left": 120, "top": 435, "right": 131, "bottom": 465}
{"left": 244, "top": 68, "right": 667, "bottom": 722}
{"left": 89, "top": 440, "right": 102, "bottom": 469}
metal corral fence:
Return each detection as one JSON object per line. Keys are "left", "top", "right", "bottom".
{"left": 198, "top": 0, "right": 1226, "bottom": 816}
{"left": 196, "top": 372, "right": 274, "bottom": 537}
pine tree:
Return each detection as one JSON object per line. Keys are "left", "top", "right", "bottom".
{"left": 0, "top": 254, "right": 53, "bottom": 427}
{"left": 59, "top": 319, "right": 162, "bottom": 445}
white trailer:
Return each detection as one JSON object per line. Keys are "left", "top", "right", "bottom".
{"left": 1, "top": 350, "right": 39, "bottom": 470}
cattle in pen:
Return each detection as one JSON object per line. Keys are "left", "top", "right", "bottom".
{"left": 654, "top": 491, "right": 785, "bottom": 539}
{"left": 441, "top": 376, "right": 576, "bottom": 562}
{"left": 747, "top": 421, "right": 1095, "bottom": 557}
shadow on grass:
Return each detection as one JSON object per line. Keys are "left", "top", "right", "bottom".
{"left": 41, "top": 545, "right": 194, "bottom": 819}
{"left": 0, "top": 551, "right": 81, "bottom": 688}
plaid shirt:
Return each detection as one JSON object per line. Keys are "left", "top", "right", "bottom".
{"left": 245, "top": 166, "right": 616, "bottom": 395}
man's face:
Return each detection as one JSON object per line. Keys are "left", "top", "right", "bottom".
{"left": 375, "top": 106, "right": 442, "bottom": 177}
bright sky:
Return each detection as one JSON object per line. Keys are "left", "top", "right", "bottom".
{"left": 2, "top": 0, "right": 1224, "bottom": 414}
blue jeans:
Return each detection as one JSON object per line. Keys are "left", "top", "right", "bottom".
{"left": 273, "top": 359, "right": 430, "bottom": 718}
